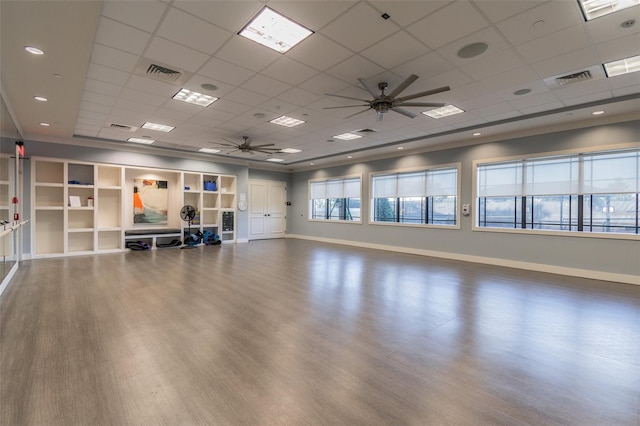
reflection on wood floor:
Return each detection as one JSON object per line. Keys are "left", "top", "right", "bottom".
{"left": 1, "top": 239, "right": 638, "bottom": 425}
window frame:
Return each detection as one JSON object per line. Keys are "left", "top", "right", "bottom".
{"left": 308, "top": 174, "right": 362, "bottom": 224}
{"left": 369, "top": 163, "right": 461, "bottom": 229}
{"left": 472, "top": 144, "right": 640, "bottom": 240}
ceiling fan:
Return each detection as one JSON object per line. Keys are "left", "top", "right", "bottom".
{"left": 209, "top": 136, "right": 280, "bottom": 155}
{"left": 324, "top": 74, "right": 450, "bottom": 121}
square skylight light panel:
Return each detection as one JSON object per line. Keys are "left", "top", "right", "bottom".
{"left": 199, "top": 148, "right": 221, "bottom": 154}
{"left": 578, "top": 0, "right": 639, "bottom": 20}
{"left": 333, "top": 133, "right": 362, "bottom": 140}
{"left": 270, "top": 115, "right": 305, "bottom": 127}
{"left": 604, "top": 55, "right": 640, "bottom": 77}
{"left": 128, "top": 137, "right": 154, "bottom": 144}
{"left": 141, "top": 122, "right": 175, "bottom": 132}
{"left": 172, "top": 88, "right": 218, "bottom": 107}
{"left": 422, "top": 105, "right": 464, "bottom": 119}
{"left": 239, "top": 7, "right": 313, "bottom": 53}
{"left": 267, "top": 158, "right": 285, "bottom": 162}
{"left": 280, "top": 148, "right": 302, "bottom": 153}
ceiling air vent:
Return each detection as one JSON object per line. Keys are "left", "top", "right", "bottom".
{"left": 108, "top": 123, "right": 137, "bottom": 132}
{"left": 555, "top": 70, "right": 592, "bottom": 86}
{"left": 134, "top": 58, "right": 192, "bottom": 85}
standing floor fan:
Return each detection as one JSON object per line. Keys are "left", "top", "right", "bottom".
{"left": 180, "top": 205, "right": 199, "bottom": 249}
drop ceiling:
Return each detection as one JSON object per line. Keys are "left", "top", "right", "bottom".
{"left": 1, "top": 0, "right": 639, "bottom": 170}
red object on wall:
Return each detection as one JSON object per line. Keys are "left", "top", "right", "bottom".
{"left": 14, "top": 213, "right": 19, "bottom": 221}
{"left": 12, "top": 197, "right": 18, "bottom": 204}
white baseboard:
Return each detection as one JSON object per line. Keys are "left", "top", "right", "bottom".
{"left": 286, "top": 234, "right": 639, "bottom": 286}
{"left": 0, "top": 262, "right": 20, "bottom": 298}
{"left": 236, "top": 238, "right": 249, "bottom": 243}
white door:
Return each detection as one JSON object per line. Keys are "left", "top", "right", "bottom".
{"left": 249, "top": 180, "right": 286, "bottom": 240}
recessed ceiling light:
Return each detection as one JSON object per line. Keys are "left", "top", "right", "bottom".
{"left": 34, "top": 96, "right": 48, "bottom": 102}
{"left": 422, "top": 105, "right": 465, "bottom": 119}
{"left": 128, "top": 137, "right": 154, "bottom": 144}
{"left": 199, "top": 148, "right": 221, "bottom": 154}
{"left": 200, "top": 83, "right": 218, "bottom": 91}
{"left": 25, "top": 46, "right": 44, "bottom": 55}
{"left": 172, "top": 88, "right": 218, "bottom": 106}
{"left": 141, "top": 122, "right": 175, "bottom": 132}
{"left": 267, "top": 158, "right": 285, "bottom": 162}
{"left": 280, "top": 148, "right": 302, "bottom": 153}
{"left": 578, "top": 0, "right": 639, "bottom": 20}
{"left": 333, "top": 132, "right": 362, "bottom": 140}
{"left": 397, "top": 147, "right": 404, "bottom": 150}
{"left": 310, "top": 162, "right": 315, "bottom": 165}
{"left": 39, "top": 122, "right": 50, "bottom": 126}
{"left": 270, "top": 115, "right": 305, "bottom": 127}
{"left": 592, "top": 110, "right": 605, "bottom": 115}
{"left": 473, "top": 132, "right": 482, "bottom": 136}
{"left": 347, "top": 156, "right": 353, "bottom": 159}
{"left": 239, "top": 7, "right": 313, "bottom": 53}
{"left": 53, "top": 74, "right": 63, "bottom": 79}
{"left": 604, "top": 54, "right": 640, "bottom": 77}
{"left": 457, "top": 42, "right": 488, "bottom": 59}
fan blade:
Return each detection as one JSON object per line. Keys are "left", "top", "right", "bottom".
{"left": 391, "top": 107, "right": 417, "bottom": 119}
{"left": 250, "top": 143, "right": 276, "bottom": 148}
{"left": 209, "top": 142, "right": 237, "bottom": 147}
{"left": 345, "top": 108, "right": 372, "bottom": 119}
{"left": 358, "top": 77, "right": 380, "bottom": 98}
{"left": 397, "top": 86, "right": 450, "bottom": 102}
{"left": 387, "top": 74, "right": 419, "bottom": 99}
{"left": 325, "top": 93, "right": 371, "bottom": 102}
{"left": 397, "top": 102, "right": 446, "bottom": 107}
{"left": 256, "top": 149, "right": 278, "bottom": 154}
{"left": 323, "top": 105, "right": 370, "bottom": 109}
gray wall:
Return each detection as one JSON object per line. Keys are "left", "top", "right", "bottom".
{"left": 287, "top": 121, "right": 640, "bottom": 278}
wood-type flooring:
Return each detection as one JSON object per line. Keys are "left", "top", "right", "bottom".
{"left": 1, "top": 239, "right": 638, "bottom": 425}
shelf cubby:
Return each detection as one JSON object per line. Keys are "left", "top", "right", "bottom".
{"left": 219, "top": 175, "right": 235, "bottom": 193}
{"left": 35, "top": 161, "right": 64, "bottom": 184}
{"left": 68, "top": 209, "right": 94, "bottom": 229}
{"left": 97, "top": 188, "right": 121, "bottom": 228}
{"left": 220, "top": 193, "right": 235, "bottom": 209}
{"left": 184, "top": 173, "right": 201, "bottom": 191}
{"left": 97, "top": 230, "right": 121, "bottom": 250}
{"left": 35, "top": 186, "right": 64, "bottom": 208}
{"left": 35, "top": 210, "right": 64, "bottom": 254}
{"left": 68, "top": 163, "right": 94, "bottom": 185}
{"left": 184, "top": 192, "right": 200, "bottom": 209}
{"left": 68, "top": 232, "right": 94, "bottom": 252}
{"left": 201, "top": 209, "right": 218, "bottom": 225}
{"left": 97, "top": 165, "right": 121, "bottom": 188}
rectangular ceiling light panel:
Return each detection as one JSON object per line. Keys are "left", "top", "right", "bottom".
{"left": 578, "top": 0, "right": 639, "bottom": 20}
{"left": 239, "top": 7, "right": 313, "bottom": 53}
{"left": 199, "top": 148, "right": 221, "bottom": 154}
{"left": 604, "top": 55, "right": 640, "bottom": 77}
{"left": 173, "top": 88, "right": 218, "bottom": 106}
{"left": 280, "top": 148, "right": 302, "bottom": 153}
{"left": 333, "top": 132, "right": 362, "bottom": 140}
{"left": 141, "top": 122, "right": 175, "bottom": 132}
{"left": 270, "top": 115, "right": 305, "bottom": 127}
{"left": 128, "top": 137, "right": 155, "bottom": 144}
{"left": 267, "top": 158, "right": 285, "bottom": 162}
{"left": 422, "top": 105, "right": 464, "bottom": 119}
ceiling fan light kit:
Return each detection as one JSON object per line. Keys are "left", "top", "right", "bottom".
{"left": 324, "top": 74, "right": 450, "bottom": 121}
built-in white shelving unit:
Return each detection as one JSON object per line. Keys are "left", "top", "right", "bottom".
{"left": 30, "top": 157, "right": 236, "bottom": 257}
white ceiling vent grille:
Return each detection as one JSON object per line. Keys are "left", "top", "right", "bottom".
{"left": 108, "top": 123, "right": 138, "bottom": 132}
{"left": 543, "top": 65, "right": 605, "bottom": 90}
{"left": 555, "top": 70, "right": 593, "bottom": 86}
{"left": 134, "top": 58, "right": 192, "bottom": 86}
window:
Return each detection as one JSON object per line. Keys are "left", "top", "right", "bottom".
{"left": 476, "top": 148, "right": 640, "bottom": 235}
{"left": 309, "top": 176, "right": 361, "bottom": 221}
{"left": 371, "top": 166, "right": 458, "bottom": 226}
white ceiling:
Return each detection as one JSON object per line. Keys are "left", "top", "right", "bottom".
{"left": 1, "top": 0, "right": 639, "bottom": 170}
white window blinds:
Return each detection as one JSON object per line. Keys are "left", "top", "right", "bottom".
{"left": 372, "top": 167, "right": 458, "bottom": 198}
{"left": 310, "top": 177, "right": 360, "bottom": 199}
{"left": 582, "top": 151, "right": 638, "bottom": 194}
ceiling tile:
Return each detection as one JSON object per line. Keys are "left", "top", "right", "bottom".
{"left": 369, "top": 1, "right": 449, "bottom": 27}
{"left": 79, "top": 101, "right": 111, "bottom": 114}
{"left": 254, "top": 99, "right": 299, "bottom": 116}
{"left": 530, "top": 47, "right": 599, "bottom": 78}
{"left": 242, "top": 74, "right": 292, "bottom": 98}
{"left": 518, "top": 100, "right": 564, "bottom": 115}
{"left": 76, "top": 117, "right": 106, "bottom": 127}
{"left": 606, "top": 72, "right": 640, "bottom": 90}
{"left": 287, "top": 34, "right": 354, "bottom": 72}
{"left": 261, "top": 57, "right": 318, "bottom": 86}
{"left": 126, "top": 74, "right": 178, "bottom": 98}
{"left": 493, "top": 80, "right": 551, "bottom": 100}
{"left": 198, "top": 57, "right": 255, "bottom": 86}
{"left": 516, "top": 24, "right": 590, "bottom": 63}
{"left": 553, "top": 79, "right": 612, "bottom": 101}
{"left": 481, "top": 66, "right": 540, "bottom": 90}
{"left": 82, "top": 91, "right": 117, "bottom": 107}
{"left": 460, "top": 48, "right": 525, "bottom": 80}
{"left": 215, "top": 36, "right": 281, "bottom": 72}
{"left": 211, "top": 98, "right": 254, "bottom": 114}
{"left": 562, "top": 91, "right": 613, "bottom": 106}
{"left": 182, "top": 74, "right": 234, "bottom": 98}
{"left": 97, "top": 128, "right": 130, "bottom": 141}
{"left": 594, "top": 32, "right": 640, "bottom": 63}
{"left": 298, "top": 72, "right": 352, "bottom": 95}
{"left": 195, "top": 106, "right": 236, "bottom": 122}
{"left": 145, "top": 36, "right": 210, "bottom": 73}
{"left": 119, "top": 88, "right": 168, "bottom": 107}
{"left": 101, "top": 0, "right": 168, "bottom": 33}
{"left": 270, "top": 1, "right": 357, "bottom": 30}
{"left": 87, "top": 63, "right": 130, "bottom": 86}
{"left": 420, "top": 68, "right": 473, "bottom": 92}
{"left": 360, "top": 31, "right": 429, "bottom": 69}
{"left": 446, "top": 82, "right": 491, "bottom": 103}
{"left": 407, "top": 1, "right": 489, "bottom": 49}
{"left": 94, "top": 17, "right": 151, "bottom": 55}
{"left": 160, "top": 97, "right": 204, "bottom": 114}
{"left": 508, "top": 91, "right": 560, "bottom": 109}
{"left": 90, "top": 44, "right": 140, "bottom": 72}
{"left": 153, "top": 107, "right": 195, "bottom": 123}
{"left": 156, "top": 7, "right": 233, "bottom": 55}
{"left": 276, "top": 87, "right": 323, "bottom": 107}
{"left": 496, "top": 1, "right": 584, "bottom": 46}
{"left": 586, "top": 6, "right": 640, "bottom": 44}
{"left": 173, "top": 0, "right": 260, "bottom": 33}
{"left": 325, "top": 55, "right": 385, "bottom": 84}
{"left": 224, "top": 87, "right": 271, "bottom": 107}
{"left": 612, "top": 84, "right": 640, "bottom": 97}
{"left": 78, "top": 110, "right": 109, "bottom": 122}
{"left": 320, "top": 2, "right": 399, "bottom": 52}
{"left": 84, "top": 78, "right": 123, "bottom": 97}
{"left": 473, "top": 0, "right": 546, "bottom": 24}
{"left": 392, "top": 51, "right": 455, "bottom": 82}
{"left": 113, "top": 98, "right": 159, "bottom": 114}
